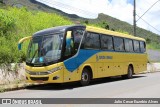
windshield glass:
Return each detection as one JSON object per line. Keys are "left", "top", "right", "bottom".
{"left": 26, "top": 33, "right": 63, "bottom": 64}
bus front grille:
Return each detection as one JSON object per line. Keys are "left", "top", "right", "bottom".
{"left": 30, "top": 77, "right": 49, "bottom": 81}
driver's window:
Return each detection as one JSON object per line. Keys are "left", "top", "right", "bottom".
{"left": 65, "top": 31, "right": 74, "bottom": 57}
{"left": 64, "top": 29, "right": 84, "bottom": 58}
{"left": 73, "top": 29, "right": 84, "bottom": 51}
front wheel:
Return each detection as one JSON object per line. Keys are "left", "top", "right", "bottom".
{"left": 80, "top": 68, "right": 91, "bottom": 86}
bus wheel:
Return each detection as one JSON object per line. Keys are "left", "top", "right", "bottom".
{"left": 80, "top": 68, "right": 91, "bottom": 86}
{"left": 122, "top": 66, "right": 133, "bottom": 79}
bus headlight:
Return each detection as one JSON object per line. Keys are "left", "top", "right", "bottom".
{"left": 47, "top": 66, "right": 63, "bottom": 74}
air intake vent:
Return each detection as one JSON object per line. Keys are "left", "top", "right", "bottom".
{"left": 30, "top": 77, "right": 49, "bottom": 81}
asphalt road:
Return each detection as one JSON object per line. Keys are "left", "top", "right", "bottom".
{"left": 0, "top": 72, "right": 160, "bottom": 98}
{"left": 147, "top": 49, "right": 160, "bottom": 62}
{"left": 0, "top": 72, "right": 160, "bottom": 107}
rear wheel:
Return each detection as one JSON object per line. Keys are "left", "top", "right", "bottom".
{"left": 80, "top": 68, "right": 91, "bottom": 86}
{"left": 122, "top": 66, "right": 133, "bottom": 79}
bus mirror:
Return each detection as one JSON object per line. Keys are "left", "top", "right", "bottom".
{"left": 18, "top": 36, "right": 32, "bottom": 51}
{"left": 18, "top": 43, "right": 22, "bottom": 50}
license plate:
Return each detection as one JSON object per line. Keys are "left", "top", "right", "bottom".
{"left": 36, "top": 80, "right": 44, "bottom": 83}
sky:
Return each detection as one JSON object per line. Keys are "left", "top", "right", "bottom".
{"left": 35, "top": 0, "right": 160, "bottom": 35}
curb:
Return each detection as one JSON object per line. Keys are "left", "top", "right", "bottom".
{"left": 0, "top": 83, "right": 41, "bottom": 93}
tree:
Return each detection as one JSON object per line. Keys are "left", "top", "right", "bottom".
{"left": 105, "top": 24, "right": 109, "bottom": 30}
{"left": 111, "top": 28, "right": 115, "bottom": 31}
{"left": 146, "top": 38, "right": 151, "bottom": 44}
{"left": 84, "top": 20, "right": 89, "bottom": 24}
{"left": 0, "top": 0, "right": 3, "bottom": 3}
{"left": 0, "top": 0, "right": 7, "bottom": 4}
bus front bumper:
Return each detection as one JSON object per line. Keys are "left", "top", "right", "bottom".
{"left": 25, "top": 70, "right": 63, "bottom": 83}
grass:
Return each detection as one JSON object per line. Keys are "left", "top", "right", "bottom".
{"left": 0, "top": 87, "right": 5, "bottom": 93}
{"left": 0, "top": 7, "right": 73, "bottom": 64}
{"left": 147, "top": 43, "right": 160, "bottom": 51}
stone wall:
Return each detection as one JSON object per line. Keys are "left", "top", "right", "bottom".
{"left": 0, "top": 63, "right": 25, "bottom": 85}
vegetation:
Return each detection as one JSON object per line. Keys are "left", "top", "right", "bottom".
{"left": 81, "top": 13, "right": 160, "bottom": 42}
{"left": 0, "top": 0, "right": 160, "bottom": 65}
{"left": 3, "top": 0, "right": 160, "bottom": 49}
{"left": 147, "top": 42, "right": 160, "bottom": 50}
{"left": 0, "top": 7, "right": 72, "bottom": 64}
{"left": 0, "top": 87, "right": 5, "bottom": 93}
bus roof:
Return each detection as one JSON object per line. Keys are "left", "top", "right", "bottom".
{"left": 33, "top": 25, "right": 85, "bottom": 37}
{"left": 86, "top": 26, "right": 145, "bottom": 41}
{"left": 32, "top": 25, "right": 145, "bottom": 41}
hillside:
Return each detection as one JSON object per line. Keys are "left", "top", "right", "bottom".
{"left": 2, "top": 0, "right": 160, "bottom": 46}
{"left": 1, "top": 0, "right": 80, "bottom": 19}
{"left": 1, "top": 0, "right": 160, "bottom": 64}
{"left": 82, "top": 13, "right": 160, "bottom": 44}
{"left": 0, "top": 3, "right": 72, "bottom": 64}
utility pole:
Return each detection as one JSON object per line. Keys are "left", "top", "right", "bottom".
{"left": 133, "top": 0, "right": 136, "bottom": 36}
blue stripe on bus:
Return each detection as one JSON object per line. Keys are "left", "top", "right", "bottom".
{"left": 64, "top": 49, "right": 99, "bottom": 72}
{"left": 63, "top": 49, "right": 146, "bottom": 72}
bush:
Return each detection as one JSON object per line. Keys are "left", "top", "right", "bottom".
{"left": 0, "top": 7, "right": 73, "bottom": 64}
{"left": 0, "top": 9, "right": 15, "bottom": 36}
{"left": 147, "top": 42, "right": 160, "bottom": 50}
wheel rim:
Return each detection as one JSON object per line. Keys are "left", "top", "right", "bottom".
{"left": 128, "top": 67, "right": 133, "bottom": 78}
{"left": 82, "top": 72, "right": 88, "bottom": 82}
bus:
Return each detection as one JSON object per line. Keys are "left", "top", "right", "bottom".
{"left": 18, "top": 25, "right": 147, "bottom": 86}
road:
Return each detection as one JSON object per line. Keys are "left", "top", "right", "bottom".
{"left": 0, "top": 72, "right": 160, "bottom": 98}
{"left": 147, "top": 49, "right": 160, "bottom": 62}
{"left": 0, "top": 72, "right": 160, "bottom": 107}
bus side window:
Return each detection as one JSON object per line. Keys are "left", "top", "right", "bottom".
{"left": 83, "top": 32, "right": 100, "bottom": 49}
{"left": 124, "top": 39, "right": 134, "bottom": 52}
{"left": 64, "top": 29, "right": 84, "bottom": 58}
{"left": 73, "top": 29, "right": 84, "bottom": 51}
{"left": 114, "top": 37, "right": 125, "bottom": 51}
{"left": 80, "top": 32, "right": 86, "bottom": 49}
{"left": 140, "top": 41, "right": 146, "bottom": 53}
{"left": 133, "top": 40, "right": 140, "bottom": 52}
{"left": 64, "top": 31, "right": 74, "bottom": 57}
{"left": 101, "top": 34, "right": 113, "bottom": 50}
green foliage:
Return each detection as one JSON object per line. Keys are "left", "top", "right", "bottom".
{"left": 101, "top": 21, "right": 109, "bottom": 30}
{"left": 0, "top": 9, "right": 15, "bottom": 36}
{"left": 0, "top": 2, "right": 6, "bottom": 9}
{"left": 0, "top": 0, "right": 2, "bottom": 3}
{"left": 116, "top": 29, "right": 129, "bottom": 34}
{"left": 80, "top": 14, "right": 160, "bottom": 47}
{"left": 146, "top": 38, "right": 151, "bottom": 44}
{"left": 86, "top": 21, "right": 110, "bottom": 30}
{"left": 3, "top": 0, "right": 160, "bottom": 50}
{"left": 0, "top": 7, "right": 72, "bottom": 64}
{"left": 84, "top": 20, "right": 89, "bottom": 24}
{"left": 147, "top": 42, "right": 160, "bottom": 50}
{"left": 81, "top": 14, "right": 160, "bottom": 50}
{"left": 0, "top": 87, "right": 5, "bottom": 93}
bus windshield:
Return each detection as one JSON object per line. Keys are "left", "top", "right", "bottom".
{"left": 26, "top": 33, "right": 64, "bottom": 65}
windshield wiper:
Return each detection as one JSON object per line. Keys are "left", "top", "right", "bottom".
{"left": 30, "top": 49, "right": 38, "bottom": 64}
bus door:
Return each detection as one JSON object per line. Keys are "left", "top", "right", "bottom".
{"left": 63, "top": 28, "right": 85, "bottom": 81}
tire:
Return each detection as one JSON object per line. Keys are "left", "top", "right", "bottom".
{"left": 122, "top": 66, "right": 133, "bottom": 79}
{"left": 80, "top": 68, "right": 91, "bottom": 86}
